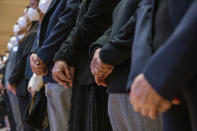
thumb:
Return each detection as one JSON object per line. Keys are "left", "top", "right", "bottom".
{"left": 33, "top": 55, "right": 40, "bottom": 65}
{"left": 64, "top": 65, "right": 71, "bottom": 79}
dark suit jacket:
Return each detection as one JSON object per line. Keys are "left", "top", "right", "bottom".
{"left": 8, "top": 22, "right": 39, "bottom": 96}
{"left": 127, "top": 0, "right": 172, "bottom": 91}
{"left": 142, "top": 0, "right": 197, "bottom": 100}
{"left": 33, "top": 0, "right": 81, "bottom": 83}
{"left": 128, "top": 0, "right": 197, "bottom": 100}
{"left": 54, "top": 0, "right": 120, "bottom": 86}
{"left": 88, "top": 0, "right": 140, "bottom": 93}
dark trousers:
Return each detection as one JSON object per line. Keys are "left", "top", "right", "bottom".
{"left": 4, "top": 91, "right": 17, "bottom": 131}
{"left": 18, "top": 95, "right": 35, "bottom": 131}
{"left": 163, "top": 85, "right": 197, "bottom": 131}
{"left": 69, "top": 81, "right": 112, "bottom": 131}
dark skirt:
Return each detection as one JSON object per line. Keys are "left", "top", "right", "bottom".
{"left": 68, "top": 81, "right": 112, "bottom": 131}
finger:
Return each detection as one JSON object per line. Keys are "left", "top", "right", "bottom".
{"left": 99, "top": 79, "right": 107, "bottom": 87}
{"left": 30, "top": 54, "right": 37, "bottom": 64}
{"left": 90, "top": 58, "right": 99, "bottom": 73}
{"left": 56, "top": 77, "right": 67, "bottom": 87}
{"left": 141, "top": 107, "right": 148, "bottom": 117}
{"left": 53, "top": 71, "right": 68, "bottom": 84}
{"left": 64, "top": 65, "right": 71, "bottom": 79}
{"left": 159, "top": 100, "right": 172, "bottom": 112}
{"left": 93, "top": 61, "right": 113, "bottom": 73}
{"left": 95, "top": 77, "right": 106, "bottom": 87}
{"left": 32, "top": 55, "right": 40, "bottom": 65}
{"left": 91, "top": 59, "right": 110, "bottom": 76}
{"left": 53, "top": 72, "right": 68, "bottom": 86}
{"left": 33, "top": 65, "right": 46, "bottom": 75}
{"left": 31, "top": 62, "right": 42, "bottom": 71}
{"left": 64, "top": 82, "right": 70, "bottom": 88}
{"left": 148, "top": 107, "right": 157, "bottom": 120}
{"left": 68, "top": 80, "right": 73, "bottom": 87}
{"left": 52, "top": 72, "right": 58, "bottom": 83}
{"left": 34, "top": 70, "right": 43, "bottom": 75}
{"left": 132, "top": 104, "right": 141, "bottom": 112}
{"left": 129, "top": 93, "right": 136, "bottom": 105}
{"left": 158, "top": 106, "right": 166, "bottom": 113}
{"left": 95, "top": 76, "right": 101, "bottom": 86}
{"left": 101, "top": 71, "right": 113, "bottom": 79}
{"left": 57, "top": 69, "right": 69, "bottom": 81}
{"left": 91, "top": 63, "right": 101, "bottom": 76}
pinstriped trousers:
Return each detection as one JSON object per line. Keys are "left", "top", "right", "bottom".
{"left": 108, "top": 94, "right": 162, "bottom": 131}
{"left": 46, "top": 82, "right": 72, "bottom": 131}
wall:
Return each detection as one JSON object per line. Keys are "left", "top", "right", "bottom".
{"left": 0, "top": 0, "right": 29, "bottom": 54}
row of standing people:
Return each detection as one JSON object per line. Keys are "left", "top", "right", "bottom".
{"left": 1, "top": 0, "right": 197, "bottom": 131}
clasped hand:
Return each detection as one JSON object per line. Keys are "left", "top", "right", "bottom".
{"left": 52, "top": 61, "right": 74, "bottom": 88}
{"left": 30, "top": 53, "right": 48, "bottom": 76}
{"left": 90, "top": 48, "right": 114, "bottom": 87}
{"left": 129, "top": 74, "right": 180, "bottom": 119}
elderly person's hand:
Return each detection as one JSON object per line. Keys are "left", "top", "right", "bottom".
{"left": 52, "top": 61, "right": 74, "bottom": 88}
{"left": 129, "top": 74, "right": 180, "bottom": 119}
{"left": 30, "top": 53, "right": 48, "bottom": 76}
{"left": 90, "top": 48, "right": 113, "bottom": 87}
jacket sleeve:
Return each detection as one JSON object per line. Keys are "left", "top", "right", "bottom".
{"left": 53, "top": 27, "right": 76, "bottom": 62}
{"left": 142, "top": 1, "right": 197, "bottom": 100}
{"left": 8, "top": 33, "right": 37, "bottom": 85}
{"left": 36, "top": 0, "right": 81, "bottom": 66}
{"left": 89, "top": 26, "right": 112, "bottom": 58}
{"left": 63, "top": 0, "right": 120, "bottom": 66}
{"left": 99, "top": 13, "right": 137, "bottom": 66}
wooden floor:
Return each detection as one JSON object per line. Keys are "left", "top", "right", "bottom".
{"left": 0, "top": 0, "right": 29, "bottom": 54}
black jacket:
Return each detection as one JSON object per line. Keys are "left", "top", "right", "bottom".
{"left": 54, "top": 0, "right": 120, "bottom": 86}
{"left": 89, "top": 0, "right": 140, "bottom": 93}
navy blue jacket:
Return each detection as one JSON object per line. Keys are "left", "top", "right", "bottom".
{"left": 128, "top": 0, "right": 197, "bottom": 100}
{"left": 142, "top": 0, "right": 197, "bottom": 100}
{"left": 33, "top": 0, "right": 81, "bottom": 83}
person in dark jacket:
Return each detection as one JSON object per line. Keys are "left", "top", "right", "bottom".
{"left": 8, "top": 1, "right": 41, "bottom": 130}
{"left": 89, "top": 0, "right": 162, "bottom": 130}
{"left": 128, "top": 0, "right": 197, "bottom": 131}
{"left": 5, "top": 37, "right": 24, "bottom": 131}
{"left": 52, "top": 0, "right": 119, "bottom": 130}
{"left": 8, "top": 21, "right": 39, "bottom": 131}
{"left": 29, "top": 0, "right": 81, "bottom": 130}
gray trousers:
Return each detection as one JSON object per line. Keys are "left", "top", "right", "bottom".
{"left": 7, "top": 91, "right": 24, "bottom": 131}
{"left": 46, "top": 82, "right": 72, "bottom": 131}
{"left": 108, "top": 94, "right": 162, "bottom": 131}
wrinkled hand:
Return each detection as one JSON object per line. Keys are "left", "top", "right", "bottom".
{"left": 7, "top": 82, "right": 16, "bottom": 95}
{"left": 30, "top": 53, "right": 48, "bottom": 76}
{"left": 90, "top": 48, "right": 113, "bottom": 87}
{"left": 94, "top": 76, "right": 107, "bottom": 87}
{"left": 129, "top": 74, "right": 180, "bottom": 119}
{"left": 52, "top": 61, "right": 74, "bottom": 88}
